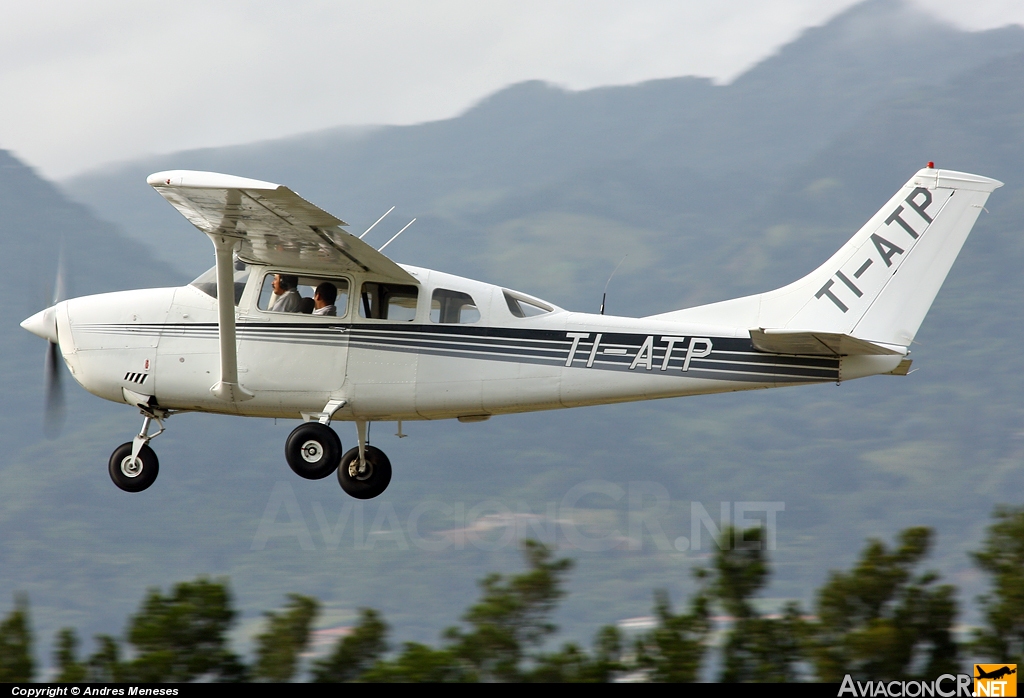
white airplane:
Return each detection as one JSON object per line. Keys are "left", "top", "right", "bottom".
{"left": 21, "top": 166, "right": 1001, "bottom": 499}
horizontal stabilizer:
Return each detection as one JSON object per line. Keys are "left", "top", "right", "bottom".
{"left": 749, "top": 329, "right": 905, "bottom": 356}
{"left": 885, "top": 358, "right": 913, "bottom": 376}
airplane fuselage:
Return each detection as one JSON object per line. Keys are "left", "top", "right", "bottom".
{"left": 53, "top": 263, "right": 904, "bottom": 424}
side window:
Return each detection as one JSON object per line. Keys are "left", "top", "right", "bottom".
{"left": 258, "top": 273, "right": 350, "bottom": 317}
{"left": 430, "top": 289, "right": 479, "bottom": 324}
{"left": 503, "top": 290, "right": 552, "bottom": 318}
{"left": 358, "top": 282, "right": 419, "bottom": 321}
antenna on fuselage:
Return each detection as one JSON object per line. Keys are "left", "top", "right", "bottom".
{"left": 359, "top": 206, "right": 395, "bottom": 240}
{"left": 378, "top": 219, "right": 416, "bottom": 252}
{"left": 599, "top": 254, "right": 628, "bottom": 315}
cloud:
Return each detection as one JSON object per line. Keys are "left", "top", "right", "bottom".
{"left": 0, "top": 0, "right": 1019, "bottom": 178}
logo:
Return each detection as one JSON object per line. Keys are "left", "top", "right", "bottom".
{"left": 975, "top": 664, "right": 1017, "bottom": 697}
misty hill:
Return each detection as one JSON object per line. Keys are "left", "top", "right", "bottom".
{"left": 4, "top": 0, "right": 1023, "bottom": 671}
{"left": 66, "top": 0, "right": 1024, "bottom": 313}
{"left": 0, "top": 151, "right": 181, "bottom": 444}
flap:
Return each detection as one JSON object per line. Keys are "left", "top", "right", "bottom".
{"left": 750, "top": 328, "right": 905, "bottom": 356}
{"left": 148, "top": 170, "right": 416, "bottom": 284}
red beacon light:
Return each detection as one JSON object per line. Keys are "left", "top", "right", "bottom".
{"left": 927, "top": 161, "right": 935, "bottom": 169}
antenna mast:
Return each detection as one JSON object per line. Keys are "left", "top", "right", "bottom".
{"left": 599, "top": 254, "right": 628, "bottom": 315}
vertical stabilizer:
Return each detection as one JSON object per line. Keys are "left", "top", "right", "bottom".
{"left": 651, "top": 168, "right": 1002, "bottom": 347}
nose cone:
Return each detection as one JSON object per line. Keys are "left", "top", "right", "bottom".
{"left": 21, "top": 307, "right": 58, "bottom": 343}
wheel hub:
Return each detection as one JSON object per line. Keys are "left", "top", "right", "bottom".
{"left": 300, "top": 440, "right": 324, "bottom": 463}
{"left": 349, "top": 458, "right": 373, "bottom": 481}
{"left": 120, "top": 456, "right": 143, "bottom": 478}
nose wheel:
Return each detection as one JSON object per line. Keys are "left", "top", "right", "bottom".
{"left": 109, "top": 442, "right": 160, "bottom": 492}
{"left": 108, "top": 407, "right": 167, "bottom": 492}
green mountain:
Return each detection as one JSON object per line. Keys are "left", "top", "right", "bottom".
{"left": 2, "top": 0, "right": 1022, "bottom": 671}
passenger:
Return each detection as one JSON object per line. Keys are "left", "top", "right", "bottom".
{"left": 270, "top": 274, "right": 301, "bottom": 312}
{"left": 298, "top": 297, "right": 315, "bottom": 314}
{"left": 313, "top": 282, "right": 338, "bottom": 316}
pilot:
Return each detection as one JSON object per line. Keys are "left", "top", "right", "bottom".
{"left": 270, "top": 274, "right": 302, "bottom": 312}
{"left": 312, "top": 282, "right": 338, "bottom": 316}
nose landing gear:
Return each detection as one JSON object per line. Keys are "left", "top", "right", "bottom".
{"left": 108, "top": 408, "right": 168, "bottom": 493}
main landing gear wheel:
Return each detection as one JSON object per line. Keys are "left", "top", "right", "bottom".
{"left": 285, "top": 422, "right": 342, "bottom": 480}
{"left": 108, "top": 442, "right": 160, "bottom": 492}
{"left": 338, "top": 446, "right": 392, "bottom": 499}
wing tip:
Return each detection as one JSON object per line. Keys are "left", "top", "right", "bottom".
{"left": 147, "top": 170, "right": 281, "bottom": 191}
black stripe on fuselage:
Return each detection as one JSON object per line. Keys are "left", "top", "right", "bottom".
{"left": 79, "top": 322, "right": 840, "bottom": 383}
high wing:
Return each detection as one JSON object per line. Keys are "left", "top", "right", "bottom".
{"left": 147, "top": 170, "right": 416, "bottom": 284}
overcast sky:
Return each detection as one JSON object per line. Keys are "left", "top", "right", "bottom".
{"left": 2, "top": 0, "right": 1022, "bottom": 180}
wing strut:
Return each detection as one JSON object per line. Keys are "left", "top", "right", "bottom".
{"left": 209, "top": 233, "right": 253, "bottom": 402}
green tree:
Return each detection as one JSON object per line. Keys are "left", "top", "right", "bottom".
{"left": 811, "top": 527, "right": 959, "bottom": 681}
{"left": 53, "top": 628, "right": 87, "bottom": 682}
{"left": 713, "top": 526, "right": 808, "bottom": 682}
{"left": 0, "top": 594, "right": 33, "bottom": 682}
{"left": 253, "top": 594, "right": 319, "bottom": 681}
{"left": 971, "top": 505, "right": 1024, "bottom": 664}
{"left": 635, "top": 583, "right": 711, "bottom": 682}
{"left": 361, "top": 643, "right": 467, "bottom": 682}
{"left": 528, "top": 625, "right": 625, "bottom": 682}
{"left": 312, "top": 608, "right": 389, "bottom": 682}
{"left": 445, "top": 539, "right": 574, "bottom": 681}
{"left": 124, "top": 577, "right": 246, "bottom": 682}
{"left": 721, "top": 603, "right": 808, "bottom": 683}
{"left": 86, "top": 635, "right": 123, "bottom": 683}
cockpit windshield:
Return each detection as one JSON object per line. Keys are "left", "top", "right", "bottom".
{"left": 189, "top": 260, "right": 251, "bottom": 306}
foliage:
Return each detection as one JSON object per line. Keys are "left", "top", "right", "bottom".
{"left": 0, "top": 594, "right": 33, "bottom": 682}
{"left": 253, "top": 594, "right": 319, "bottom": 681}
{"left": 714, "top": 526, "right": 770, "bottom": 620}
{"left": 971, "top": 505, "right": 1024, "bottom": 664}
{"left": 635, "top": 584, "right": 711, "bottom": 682}
{"left": 124, "top": 577, "right": 246, "bottom": 682}
{"left": 722, "top": 604, "right": 809, "bottom": 683}
{"left": 361, "top": 643, "right": 467, "bottom": 682}
{"left": 444, "top": 539, "right": 574, "bottom": 681}
{"left": 312, "top": 608, "right": 389, "bottom": 682}
{"left": 811, "top": 527, "right": 959, "bottom": 681}
{"left": 53, "top": 628, "right": 86, "bottom": 682}
{"left": 713, "top": 526, "right": 809, "bottom": 682}
{"left": 85, "top": 635, "right": 123, "bottom": 683}
{"left": 528, "top": 626, "right": 625, "bottom": 682}
{"left": 18, "top": 512, "right": 1022, "bottom": 683}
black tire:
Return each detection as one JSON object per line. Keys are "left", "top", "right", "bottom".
{"left": 108, "top": 442, "right": 159, "bottom": 492}
{"left": 337, "top": 446, "right": 392, "bottom": 499}
{"left": 285, "top": 422, "right": 342, "bottom": 480}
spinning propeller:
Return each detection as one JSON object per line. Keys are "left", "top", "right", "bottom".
{"left": 22, "top": 259, "right": 66, "bottom": 437}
